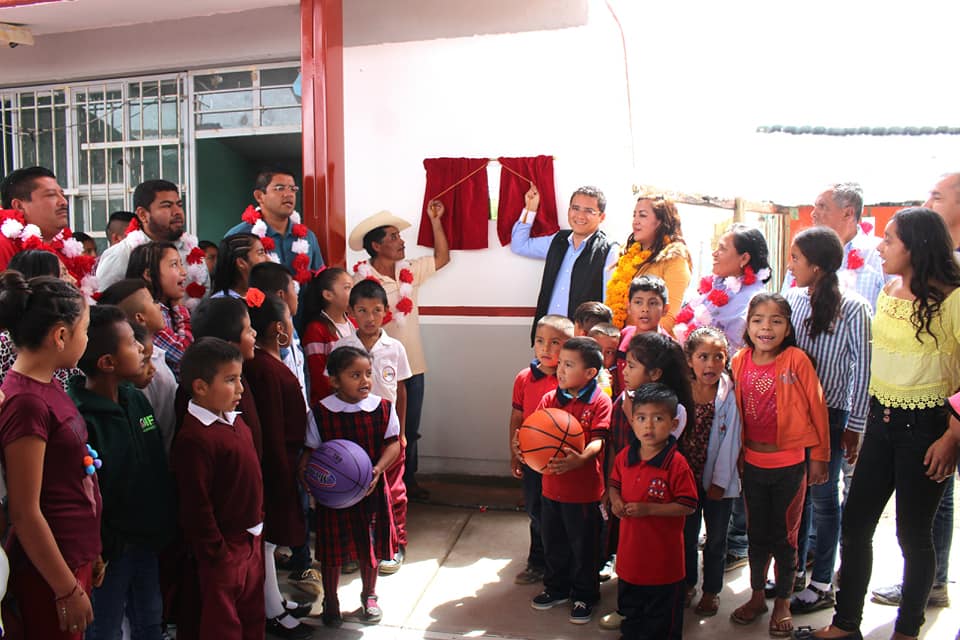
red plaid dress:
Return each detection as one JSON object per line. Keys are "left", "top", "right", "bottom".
{"left": 314, "top": 398, "right": 397, "bottom": 567}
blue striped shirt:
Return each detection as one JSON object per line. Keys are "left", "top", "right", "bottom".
{"left": 784, "top": 288, "right": 872, "bottom": 432}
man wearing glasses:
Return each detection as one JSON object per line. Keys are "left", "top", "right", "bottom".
{"left": 226, "top": 168, "right": 324, "bottom": 272}
{"left": 511, "top": 184, "right": 618, "bottom": 343}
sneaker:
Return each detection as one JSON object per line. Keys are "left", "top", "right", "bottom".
{"left": 379, "top": 546, "right": 405, "bottom": 575}
{"left": 281, "top": 599, "right": 315, "bottom": 619}
{"left": 265, "top": 615, "right": 313, "bottom": 639}
{"left": 514, "top": 566, "right": 545, "bottom": 585}
{"left": 790, "top": 585, "right": 835, "bottom": 614}
{"left": 874, "top": 583, "right": 950, "bottom": 607}
{"left": 569, "top": 601, "right": 593, "bottom": 624}
{"left": 531, "top": 591, "right": 569, "bottom": 610}
{"left": 288, "top": 568, "right": 324, "bottom": 596}
{"left": 357, "top": 595, "right": 383, "bottom": 624}
{"left": 724, "top": 554, "right": 749, "bottom": 573}
{"left": 599, "top": 557, "right": 615, "bottom": 583}
{"left": 598, "top": 610, "right": 624, "bottom": 630}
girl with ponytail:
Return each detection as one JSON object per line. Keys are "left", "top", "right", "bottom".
{"left": 783, "top": 226, "right": 872, "bottom": 614}
{"left": 0, "top": 272, "right": 100, "bottom": 639}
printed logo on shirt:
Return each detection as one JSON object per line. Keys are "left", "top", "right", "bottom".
{"left": 140, "top": 415, "right": 157, "bottom": 433}
{"left": 647, "top": 477, "right": 668, "bottom": 502}
{"left": 779, "top": 369, "right": 799, "bottom": 385}
{"left": 579, "top": 407, "right": 594, "bottom": 428}
{"left": 382, "top": 366, "right": 396, "bottom": 383}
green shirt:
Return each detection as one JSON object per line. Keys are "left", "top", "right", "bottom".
{"left": 68, "top": 378, "right": 176, "bottom": 560}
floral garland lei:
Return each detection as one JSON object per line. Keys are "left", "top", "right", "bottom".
{"left": 604, "top": 240, "right": 659, "bottom": 328}
{"left": 673, "top": 265, "right": 770, "bottom": 342}
{"left": 353, "top": 260, "right": 415, "bottom": 326}
{"left": 0, "top": 209, "right": 98, "bottom": 302}
{"left": 241, "top": 205, "right": 312, "bottom": 285}
{"left": 123, "top": 217, "right": 207, "bottom": 299}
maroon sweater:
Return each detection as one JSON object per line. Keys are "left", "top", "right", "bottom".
{"left": 170, "top": 410, "right": 263, "bottom": 562}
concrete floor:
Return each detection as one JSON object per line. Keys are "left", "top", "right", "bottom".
{"left": 284, "top": 478, "right": 960, "bottom": 639}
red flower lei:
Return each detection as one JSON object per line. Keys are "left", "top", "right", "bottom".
{"left": 846, "top": 249, "right": 865, "bottom": 271}
{"left": 353, "top": 260, "right": 415, "bottom": 326}
{"left": 240, "top": 205, "right": 312, "bottom": 284}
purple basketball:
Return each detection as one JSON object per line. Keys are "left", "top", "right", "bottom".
{"left": 305, "top": 439, "right": 374, "bottom": 509}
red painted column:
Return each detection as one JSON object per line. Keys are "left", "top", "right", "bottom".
{"left": 300, "top": 0, "right": 345, "bottom": 267}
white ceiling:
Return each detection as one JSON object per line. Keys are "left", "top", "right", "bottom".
{"left": 0, "top": 0, "right": 298, "bottom": 35}
{"left": 0, "top": 0, "right": 589, "bottom": 43}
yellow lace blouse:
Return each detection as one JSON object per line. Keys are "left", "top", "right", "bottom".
{"left": 869, "top": 288, "right": 960, "bottom": 409}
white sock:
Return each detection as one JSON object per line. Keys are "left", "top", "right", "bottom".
{"left": 264, "top": 541, "right": 286, "bottom": 619}
{"left": 277, "top": 614, "right": 299, "bottom": 629}
{"left": 795, "top": 580, "right": 831, "bottom": 604}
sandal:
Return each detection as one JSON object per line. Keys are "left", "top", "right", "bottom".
{"left": 694, "top": 592, "right": 720, "bottom": 617}
{"left": 730, "top": 602, "right": 769, "bottom": 625}
{"left": 793, "top": 626, "right": 863, "bottom": 640}
{"left": 769, "top": 614, "right": 794, "bottom": 637}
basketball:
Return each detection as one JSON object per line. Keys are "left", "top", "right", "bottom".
{"left": 517, "top": 408, "right": 585, "bottom": 473}
{"left": 304, "top": 439, "right": 374, "bottom": 509}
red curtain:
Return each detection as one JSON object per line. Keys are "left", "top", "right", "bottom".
{"left": 418, "top": 157, "right": 490, "bottom": 250}
{"left": 496, "top": 155, "right": 559, "bottom": 246}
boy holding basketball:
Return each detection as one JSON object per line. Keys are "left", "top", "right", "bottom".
{"left": 509, "top": 314, "right": 575, "bottom": 585}
{"left": 527, "top": 336, "right": 612, "bottom": 624}
{"left": 609, "top": 383, "right": 697, "bottom": 639}
{"left": 170, "top": 338, "right": 265, "bottom": 640}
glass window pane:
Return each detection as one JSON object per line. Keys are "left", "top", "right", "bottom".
{"left": 194, "top": 71, "right": 253, "bottom": 93}
{"left": 261, "top": 67, "right": 299, "bottom": 87}
{"left": 261, "top": 108, "right": 301, "bottom": 128}
{"left": 160, "top": 98, "right": 178, "bottom": 137}
{"left": 160, "top": 145, "right": 180, "bottom": 183}
{"left": 142, "top": 98, "right": 159, "bottom": 139}
{"left": 161, "top": 80, "right": 179, "bottom": 97}
{"left": 109, "top": 147, "right": 124, "bottom": 185}
{"left": 54, "top": 106, "right": 67, "bottom": 175}
{"left": 196, "top": 90, "right": 253, "bottom": 112}
{"left": 128, "top": 147, "right": 142, "bottom": 185}
{"left": 262, "top": 88, "right": 299, "bottom": 108}
{"left": 141, "top": 146, "right": 160, "bottom": 181}
{"left": 197, "top": 111, "right": 253, "bottom": 130}
{"left": 128, "top": 101, "right": 143, "bottom": 141}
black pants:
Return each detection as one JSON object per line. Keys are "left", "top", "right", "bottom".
{"left": 832, "top": 399, "right": 949, "bottom": 637}
{"left": 540, "top": 497, "right": 601, "bottom": 603}
{"left": 742, "top": 461, "right": 806, "bottom": 598}
{"left": 618, "top": 578, "right": 684, "bottom": 639}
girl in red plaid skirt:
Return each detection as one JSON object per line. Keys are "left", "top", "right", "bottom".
{"left": 303, "top": 346, "right": 401, "bottom": 627}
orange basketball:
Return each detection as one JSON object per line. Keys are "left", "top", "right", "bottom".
{"left": 517, "top": 408, "right": 585, "bottom": 473}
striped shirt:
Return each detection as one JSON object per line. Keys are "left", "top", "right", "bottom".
{"left": 784, "top": 288, "right": 872, "bottom": 431}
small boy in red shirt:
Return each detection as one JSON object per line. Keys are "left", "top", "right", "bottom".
{"left": 170, "top": 338, "right": 265, "bottom": 640}
{"left": 526, "top": 336, "right": 612, "bottom": 624}
{"left": 609, "top": 382, "right": 698, "bottom": 640}
{"left": 509, "top": 314, "right": 574, "bottom": 585}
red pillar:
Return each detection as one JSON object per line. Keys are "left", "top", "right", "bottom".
{"left": 300, "top": 0, "right": 345, "bottom": 267}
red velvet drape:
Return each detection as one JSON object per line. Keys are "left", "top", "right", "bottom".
{"left": 496, "top": 155, "right": 559, "bottom": 246}
{"left": 418, "top": 157, "right": 490, "bottom": 249}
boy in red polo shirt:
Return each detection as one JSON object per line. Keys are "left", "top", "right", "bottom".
{"left": 170, "top": 338, "right": 265, "bottom": 640}
{"left": 609, "top": 382, "right": 698, "bottom": 640}
{"left": 509, "top": 314, "right": 574, "bottom": 585}
{"left": 527, "top": 336, "right": 612, "bottom": 624}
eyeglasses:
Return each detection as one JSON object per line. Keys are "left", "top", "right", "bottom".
{"left": 569, "top": 204, "right": 600, "bottom": 216}
{"left": 270, "top": 185, "right": 300, "bottom": 193}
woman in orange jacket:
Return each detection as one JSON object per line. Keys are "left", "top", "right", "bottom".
{"left": 727, "top": 293, "right": 829, "bottom": 638}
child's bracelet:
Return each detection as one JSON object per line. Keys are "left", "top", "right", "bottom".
{"left": 54, "top": 580, "right": 81, "bottom": 602}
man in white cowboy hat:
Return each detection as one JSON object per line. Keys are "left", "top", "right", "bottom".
{"left": 348, "top": 201, "right": 449, "bottom": 510}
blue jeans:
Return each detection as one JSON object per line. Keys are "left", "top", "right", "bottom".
{"left": 798, "top": 408, "right": 848, "bottom": 584}
{"left": 727, "top": 496, "right": 748, "bottom": 558}
{"left": 403, "top": 373, "right": 425, "bottom": 483}
{"left": 684, "top": 487, "right": 734, "bottom": 594}
{"left": 933, "top": 474, "right": 954, "bottom": 586}
{"left": 86, "top": 547, "right": 163, "bottom": 640}
{"left": 521, "top": 465, "right": 544, "bottom": 570}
